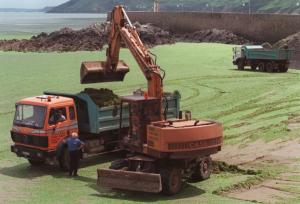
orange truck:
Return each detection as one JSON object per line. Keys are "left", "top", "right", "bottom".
{"left": 10, "top": 91, "right": 180, "bottom": 170}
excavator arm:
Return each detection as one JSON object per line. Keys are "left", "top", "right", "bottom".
{"left": 80, "top": 5, "right": 163, "bottom": 99}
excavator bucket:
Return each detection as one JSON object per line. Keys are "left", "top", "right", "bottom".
{"left": 97, "top": 169, "right": 162, "bottom": 193}
{"left": 80, "top": 61, "right": 129, "bottom": 84}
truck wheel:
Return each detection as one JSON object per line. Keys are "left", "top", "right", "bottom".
{"left": 266, "top": 62, "right": 273, "bottom": 73}
{"left": 251, "top": 64, "right": 257, "bottom": 71}
{"left": 28, "top": 159, "right": 45, "bottom": 166}
{"left": 59, "top": 147, "right": 70, "bottom": 172}
{"left": 258, "top": 63, "right": 265, "bottom": 72}
{"left": 160, "top": 168, "right": 182, "bottom": 195}
{"left": 279, "top": 64, "right": 288, "bottom": 73}
{"left": 191, "top": 156, "right": 212, "bottom": 181}
{"left": 237, "top": 60, "right": 244, "bottom": 70}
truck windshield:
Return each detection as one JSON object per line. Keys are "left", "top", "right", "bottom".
{"left": 13, "top": 104, "right": 46, "bottom": 129}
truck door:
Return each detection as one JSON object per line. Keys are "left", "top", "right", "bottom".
{"left": 47, "top": 107, "right": 69, "bottom": 150}
{"left": 68, "top": 106, "right": 78, "bottom": 136}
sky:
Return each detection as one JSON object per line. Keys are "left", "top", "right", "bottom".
{"left": 0, "top": 0, "right": 69, "bottom": 9}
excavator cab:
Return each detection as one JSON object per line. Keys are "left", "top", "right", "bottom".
{"left": 80, "top": 60, "right": 129, "bottom": 84}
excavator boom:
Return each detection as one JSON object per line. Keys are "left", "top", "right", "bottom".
{"left": 80, "top": 6, "right": 163, "bottom": 99}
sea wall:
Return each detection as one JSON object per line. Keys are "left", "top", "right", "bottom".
{"left": 124, "top": 12, "right": 300, "bottom": 43}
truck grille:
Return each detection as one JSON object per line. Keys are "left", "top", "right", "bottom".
{"left": 11, "top": 132, "right": 48, "bottom": 148}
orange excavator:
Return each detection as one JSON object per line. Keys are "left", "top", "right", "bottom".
{"left": 80, "top": 5, "right": 223, "bottom": 195}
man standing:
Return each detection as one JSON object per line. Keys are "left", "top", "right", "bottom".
{"left": 66, "top": 132, "right": 84, "bottom": 177}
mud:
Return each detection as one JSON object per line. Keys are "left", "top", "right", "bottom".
{"left": 215, "top": 138, "right": 300, "bottom": 203}
{"left": 0, "top": 22, "right": 252, "bottom": 52}
{"left": 213, "top": 161, "right": 258, "bottom": 175}
{"left": 0, "top": 24, "right": 107, "bottom": 52}
{"left": 177, "top": 29, "right": 251, "bottom": 45}
{"left": 274, "top": 32, "right": 300, "bottom": 68}
{"left": 83, "top": 88, "right": 120, "bottom": 107}
{"left": 227, "top": 185, "right": 295, "bottom": 204}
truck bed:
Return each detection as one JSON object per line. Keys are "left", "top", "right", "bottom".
{"left": 44, "top": 91, "right": 181, "bottom": 135}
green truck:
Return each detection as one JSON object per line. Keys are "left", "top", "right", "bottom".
{"left": 233, "top": 45, "right": 294, "bottom": 73}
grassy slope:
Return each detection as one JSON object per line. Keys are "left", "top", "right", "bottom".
{"left": 49, "top": 0, "right": 300, "bottom": 13}
{"left": 1, "top": 43, "right": 300, "bottom": 203}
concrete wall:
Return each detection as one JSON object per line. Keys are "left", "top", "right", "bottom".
{"left": 126, "top": 12, "right": 300, "bottom": 43}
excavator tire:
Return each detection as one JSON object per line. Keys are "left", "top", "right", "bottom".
{"left": 109, "top": 159, "right": 129, "bottom": 170}
{"left": 191, "top": 156, "right": 212, "bottom": 181}
{"left": 160, "top": 168, "right": 182, "bottom": 195}
{"left": 59, "top": 147, "right": 70, "bottom": 172}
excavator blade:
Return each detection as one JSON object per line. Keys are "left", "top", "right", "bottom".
{"left": 97, "top": 169, "right": 162, "bottom": 193}
{"left": 80, "top": 61, "right": 129, "bottom": 84}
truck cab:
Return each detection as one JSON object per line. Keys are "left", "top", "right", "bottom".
{"left": 11, "top": 95, "right": 78, "bottom": 166}
{"left": 232, "top": 46, "right": 244, "bottom": 65}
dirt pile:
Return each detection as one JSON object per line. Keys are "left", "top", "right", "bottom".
{"left": 0, "top": 23, "right": 251, "bottom": 52}
{"left": 178, "top": 29, "right": 251, "bottom": 44}
{"left": 133, "top": 22, "right": 175, "bottom": 46}
{"left": 274, "top": 32, "right": 300, "bottom": 68}
{"left": 274, "top": 31, "right": 300, "bottom": 49}
{"left": 83, "top": 88, "right": 120, "bottom": 107}
{"left": 0, "top": 24, "right": 107, "bottom": 52}
{"left": 0, "top": 22, "right": 174, "bottom": 52}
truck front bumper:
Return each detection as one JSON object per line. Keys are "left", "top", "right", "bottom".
{"left": 11, "top": 145, "right": 56, "bottom": 160}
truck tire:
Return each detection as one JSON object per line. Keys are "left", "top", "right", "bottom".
{"left": 258, "top": 62, "right": 265, "bottom": 72}
{"left": 191, "top": 156, "right": 212, "bottom": 181}
{"left": 28, "top": 159, "right": 45, "bottom": 166}
{"left": 279, "top": 64, "right": 289, "bottom": 73}
{"left": 251, "top": 64, "right": 257, "bottom": 71}
{"left": 266, "top": 62, "right": 274, "bottom": 73}
{"left": 160, "top": 168, "right": 182, "bottom": 195}
{"left": 237, "top": 60, "right": 244, "bottom": 70}
{"left": 59, "top": 147, "right": 70, "bottom": 172}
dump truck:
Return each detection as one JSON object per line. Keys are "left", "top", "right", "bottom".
{"left": 79, "top": 5, "right": 223, "bottom": 195}
{"left": 10, "top": 90, "right": 180, "bottom": 171}
{"left": 233, "top": 45, "right": 294, "bottom": 72}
